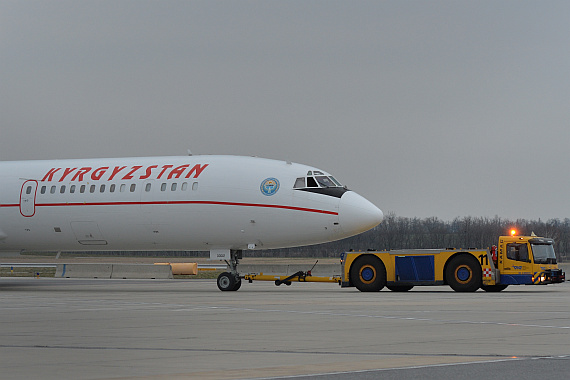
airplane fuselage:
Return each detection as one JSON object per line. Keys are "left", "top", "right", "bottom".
{"left": 0, "top": 155, "right": 383, "bottom": 253}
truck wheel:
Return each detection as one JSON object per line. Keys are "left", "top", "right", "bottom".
{"left": 217, "top": 272, "right": 240, "bottom": 291}
{"left": 386, "top": 285, "right": 414, "bottom": 292}
{"left": 445, "top": 255, "right": 481, "bottom": 292}
{"left": 481, "top": 284, "right": 508, "bottom": 292}
{"left": 350, "top": 256, "right": 386, "bottom": 292}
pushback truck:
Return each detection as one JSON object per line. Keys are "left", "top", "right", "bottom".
{"left": 341, "top": 234, "right": 565, "bottom": 292}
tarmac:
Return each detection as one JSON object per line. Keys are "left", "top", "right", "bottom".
{"left": 1, "top": 273, "right": 569, "bottom": 379}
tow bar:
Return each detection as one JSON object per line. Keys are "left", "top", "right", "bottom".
{"left": 242, "top": 261, "right": 342, "bottom": 286}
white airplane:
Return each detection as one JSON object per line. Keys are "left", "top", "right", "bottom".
{"left": 0, "top": 155, "right": 383, "bottom": 290}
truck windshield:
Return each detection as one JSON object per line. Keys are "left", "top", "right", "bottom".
{"left": 531, "top": 243, "right": 557, "bottom": 264}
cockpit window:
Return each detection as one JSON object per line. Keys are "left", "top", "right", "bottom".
{"left": 316, "top": 176, "right": 334, "bottom": 187}
{"left": 294, "top": 173, "right": 343, "bottom": 189}
{"left": 330, "top": 177, "right": 342, "bottom": 187}
{"left": 306, "top": 177, "right": 318, "bottom": 188}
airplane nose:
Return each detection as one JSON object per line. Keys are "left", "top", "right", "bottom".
{"left": 338, "top": 191, "right": 383, "bottom": 236}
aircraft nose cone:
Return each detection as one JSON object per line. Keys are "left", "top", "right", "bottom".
{"left": 338, "top": 191, "right": 383, "bottom": 237}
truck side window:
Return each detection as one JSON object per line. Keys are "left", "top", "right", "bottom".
{"left": 506, "top": 243, "right": 529, "bottom": 262}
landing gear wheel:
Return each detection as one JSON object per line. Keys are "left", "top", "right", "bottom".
{"left": 216, "top": 249, "right": 243, "bottom": 291}
{"left": 386, "top": 285, "right": 414, "bottom": 292}
{"left": 217, "top": 272, "right": 241, "bottom": 291}
{"left": 349, "top": 256, "right": 386, "bottom": 292}
{"left": 233, "top": 277, "right": 242, "bottom": 291}
{"left": 481, "top": 284, "right": 508, "bottom": 292}
{"left": 445, "top": 254, "right": 482, "bottom": 292}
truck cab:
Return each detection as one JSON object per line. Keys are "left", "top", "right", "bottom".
{"left": 497, "top": 235, "right": 565, "bottom": 285}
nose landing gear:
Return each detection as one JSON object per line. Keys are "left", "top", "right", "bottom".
{"left": 217, "top": 249, "right": 243, "bottom": 291}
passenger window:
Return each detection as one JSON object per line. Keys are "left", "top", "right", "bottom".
{"left": 306, "top": 177, "right": 318, "bottom": 188}
{"left": 26, "top": 186, "right": 32, "bottom": 195}
{"left": 181, "top": 182, "right": 188, "bottom": 191}
{"left": 41, "top": 186, "right": 46, "bottom": 194}
{"left": 161, "top": 183, "right": 167, "bottom": 191}
{"left": 60, "top": 185, "right": 66, "bottom": 194}
{"left": 80, "top": 185, "right": 86, "bottom": 193}
{"left": 120, "top": 184, "right": 126, "bottom": 192}
{"left": 50, "top": 186, "right": 56, "bottom": 194}
{"left": 145, "top": 183, "right": 151, "bottom": 192}
{"left": 294, "top": 178, "right": 305, "bottom": 188}
{"left": 100, "top": 184, "right": 105, "bottom": 193}
{"left": 70, "top": 185, "right": 75, "bottom": 194}
{"left": 90, "top": 185, "right": 96, "bottom": 193}
{"left": 171, "top": 183, "right": 177, "bottom": 191}
{"left": 192, "top": 182, "right": 198, "bottom": 191}
{"left": 110, "top": 184, "right": 115, "bottom": 193}
{"left": 506, "top": 243, "right": 529, "bottom": 262}
{"left": 130, "top": 184, "right": 136, "bottom": 192}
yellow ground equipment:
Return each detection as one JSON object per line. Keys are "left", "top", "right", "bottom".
{"left": 341, "top": 234, "right": 565, "bottom": 292}
{"left": 243, "top": 272, "right": 341, "bottom": 286}
{"left": 242, "top": 261, "right": 341, "bottom": 286}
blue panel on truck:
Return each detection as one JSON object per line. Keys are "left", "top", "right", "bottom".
{"left": 499, "top": 274, "right": 533, "bottom": 285}
{"left": 395, "top": 256, "right": 435, "bottom": 282}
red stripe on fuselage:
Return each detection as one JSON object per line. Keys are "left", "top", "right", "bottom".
{"left": 0, "top": 201, "right": 338, "bottom": 216}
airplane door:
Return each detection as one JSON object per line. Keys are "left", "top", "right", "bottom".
{"left": 20, "top": 180, "right": 38, "bottom": 217}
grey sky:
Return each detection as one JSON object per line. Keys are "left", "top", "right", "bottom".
{"left": 2, "top": 1, "right": 570, "bottom": 221}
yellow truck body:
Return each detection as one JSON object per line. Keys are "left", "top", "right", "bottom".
{"left": 341, "top": 235, "right": 565, "bottom": 292}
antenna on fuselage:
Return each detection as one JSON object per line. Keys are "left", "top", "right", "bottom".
{"left": 187, "top": 149, "right": 193, "bottom": 156}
